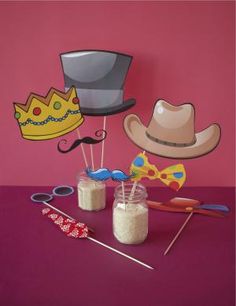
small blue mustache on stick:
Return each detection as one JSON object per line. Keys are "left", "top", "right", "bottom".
{"left": 86, "top": 168, "right": 132, "bottom": 182}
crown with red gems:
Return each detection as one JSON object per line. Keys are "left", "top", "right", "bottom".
{"left": 14, "top": 86, "right": 84, "bottom": 140}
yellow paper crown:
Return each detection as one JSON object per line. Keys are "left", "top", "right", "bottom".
{"left": 14, "top": 86, "right": 84, "bottom": 140}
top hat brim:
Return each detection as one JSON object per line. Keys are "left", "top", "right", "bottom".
{"left": 124, "top": 114, "right": 221, "bottom": 159}
{"left": 80, "top": 98, "right": 136, "bottom": 116}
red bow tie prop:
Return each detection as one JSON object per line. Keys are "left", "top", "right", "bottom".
{"left": 42, "top": 208, "right": 89, "bottom": 238}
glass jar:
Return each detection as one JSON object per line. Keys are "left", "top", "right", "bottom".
{"left": 77, "top": 172, "right": 106, "bottom": 211}
{"left": 113, "top": 183, "right": 148, "bottom": 244}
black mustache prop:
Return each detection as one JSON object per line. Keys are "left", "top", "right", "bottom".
{"left": 57, "top": 129, "right": 107, "bottom": 153}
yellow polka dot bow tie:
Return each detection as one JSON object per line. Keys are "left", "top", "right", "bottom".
{"left": 130, "top": 152, "right": 186, "bottom": 191}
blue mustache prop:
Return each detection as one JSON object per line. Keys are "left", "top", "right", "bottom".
{"left": 86, "top": 168, "right": 132, "bottom": 182}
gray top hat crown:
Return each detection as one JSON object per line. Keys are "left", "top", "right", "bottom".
{"left": 60, "top": 50, "right": 136, "bottom": 116}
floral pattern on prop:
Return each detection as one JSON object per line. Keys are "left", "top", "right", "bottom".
{"left": 130, "top": 152, "right": 186, "bottom": 191}
{"left": 42, "top": 208, "right": 88, "bottom": 238}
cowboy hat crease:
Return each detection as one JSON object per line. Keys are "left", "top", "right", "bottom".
{"left": 123, "top": 99, "right": 221, "bottom": 159}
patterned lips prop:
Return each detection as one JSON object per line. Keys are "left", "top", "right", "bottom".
{"left": 147, "top": 197, "right": 229, "bottom": 256}
{"left": 147, "top": 197, "right": 229, "bottom": 218}
{"left": 42, "top": 208, "right": 89, "bottom": 238}
{"left": 130, "top": 152, "right": 186, "bottom": 191}
{"left": 41, "top": 207, "right": 154, "bottom": 269}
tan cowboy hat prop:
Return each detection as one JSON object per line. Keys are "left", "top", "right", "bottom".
{"left": 123, "top": 99, "right": 221, "bottom": 159}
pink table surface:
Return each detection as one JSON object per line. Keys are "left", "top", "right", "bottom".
{"left": 0, "top": 186, "right": 235, "bottom": 306}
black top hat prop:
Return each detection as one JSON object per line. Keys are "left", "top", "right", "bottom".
{"left": 60, "top": 50, "right": 136, "bottom": 116}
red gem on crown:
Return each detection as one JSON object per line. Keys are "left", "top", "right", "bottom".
{"left": 72, "top": 97, "right": 80, "bottom": 104}
{"left": 33, "top": 107, "right": 41, "bottom": 116}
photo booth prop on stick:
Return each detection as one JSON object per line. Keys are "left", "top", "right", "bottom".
{"left": 42, "top": 207, "right": 89, "bottom": 238}
{"left": 147, "top": 197, "right": 229, "bottom": 255}
{"left": 14, "top": 86, "right": 105, "bottom": 157}
{"left": 124, "top": 99, "right": 221, "bottom": 159}
{"left": 14, "top": 86, "right": 83, "bottom": 140}
{"left": 130, "top": 152, "right": 186, "bottom": 191}
{"left": 147, "top": 197, "right": 229, "bottom": 217}
{"left": 31, "top": 185, "right": 94, "bottom": 233}
{"left": 60, "top": 50, "right": 135, "bottom": 116}
{"left": 40, "top": 205, "right": 154, "bottom": 270}
{"left": 86, "top": 168, "right": 132, "bottom": 182}
{"left": 60, "top": 50, "right": 136, "bottom": 169}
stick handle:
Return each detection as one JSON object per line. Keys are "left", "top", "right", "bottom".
{"left": 87, "top": 237, "right": 154, "bottom": 270}
{"left": 100, "top": 116, "right": 107, "bottom": 168}
{"left": 128, "top": 151, "right": 145, "bottom": 201}
{"left": 43, "top": 202, "right": 74, "bottom": 220}
{"left": 90, "top": 145, "right": 95, "bottom": 170}
{"left": 164, "top": 212, "right": 194, "bottom": 256}
{"left": 128, "top": 181, "right": 138, "bottom": 201}
{"left": 76, "top": 129, "right": 88, "bottom": 168}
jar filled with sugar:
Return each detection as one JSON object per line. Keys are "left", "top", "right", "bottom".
{"left": 113, "top": 183, "right": 148, "bottom": 244}
{"left": 77, "top": 172, "right": 106, "bottom": 211}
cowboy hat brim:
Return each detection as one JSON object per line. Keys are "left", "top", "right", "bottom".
{"left": 80, "top": 98, "right": 136, "bottom": 116}
{"left": 124, "top": 114, "right": 221, "bottom": 159}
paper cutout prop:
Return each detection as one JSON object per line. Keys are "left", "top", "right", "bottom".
{"left": 31, "top": 186, "right": 94, "bottom": 233}
{"left": 42, "top": 207, "right": 89, "bottom": 238}
{"left": 147, "top": 197, "right": 229, "bottom": 218}
{"left": 130, "top": 152, "right": 186, "bottom": 191}
{"left": 124, "top": 99, "right": 221, "bottom": 159}
{"left": 60, "top": 50, "right": 136, "bottom": 116}
{"left": 57, "top": 129, "right": 107, "bottom": 153}
{"left": 14, "top": 86, "right": 84, "bottom": 140}
{"left": 86, "top": 168, "right": 132, "bottom": 182}
{"left": 159, "top": 198, "right": 229, "bottom": 255}
{"left": 31, "top": 185, "right": 74, "bottom": 203}
{"left": 41, "top": 208, "right": 153, "bottom": 269}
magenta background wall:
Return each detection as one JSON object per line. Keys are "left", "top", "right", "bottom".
{"left": 0, "top": 1, "right": 235, "bottom": 187}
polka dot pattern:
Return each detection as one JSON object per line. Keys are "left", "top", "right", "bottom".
{"left": 148, "top": 170, "right": 156, "bottom": 177}
{"left": 53, "top": 101, "right": 61, "bottom": 110}
{"left": 169, "top": 181, "right": 180, "bottom": 191}
{"left": 173, "top": 172, "right": 183, "bottom": 179}
{"left": 133, "top": 156, "right": 144, "bottom": 167}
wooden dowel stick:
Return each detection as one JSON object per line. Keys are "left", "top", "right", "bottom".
{"left": 90, "top": 145, "right": 95, "bottom": 170}
{"left": 76, "top": 129, "right": 88, "bottom": 168}
{"left": 129, "top": 181, "right": 137, "bottom": 201}
{"left": 164, "top": 212, "right": 194, "bottom": 256}
{"left": 43, "top": 202, "right": 153, "bottom": 269}
{"left": 129, "top": 151, "right": 146, "bottom": 200}
{"left": 121, "top": 181, "right": 125, "bottom": 205}
{"left": 100, "top": 116, "right": 107, "bottom": 168}
{"left": 87, "top": 237, "right": 154, "bottom": 270}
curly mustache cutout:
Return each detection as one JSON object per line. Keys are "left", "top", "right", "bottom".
{"left": 57, "top": 129, "right": 107, "bottom": 153}
{"left": 86, "top": 168, "right": 133, "bottom": 182}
